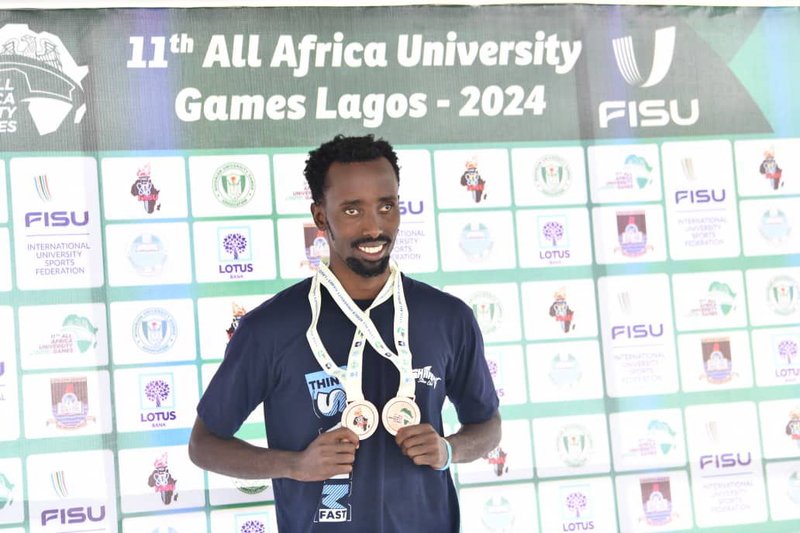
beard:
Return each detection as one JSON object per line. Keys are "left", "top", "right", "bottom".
{"left": 345, "top": 255, "right": 391, "bottom": 278}
{"left": 327, "top": 225, "right": 393, "bottom": 278}
{"left": 343, "top": 229, "right": 393, "bottom": 277}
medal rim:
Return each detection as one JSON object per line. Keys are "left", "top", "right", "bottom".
{"left": 341, "top": 400, "right": 379, "bottom": 440}
{"left": 381, "top": 396, "right": 421, "bottom": 436}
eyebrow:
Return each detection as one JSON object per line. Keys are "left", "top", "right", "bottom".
{"left": 339, "top": 195, "right": 398, "bottom": 206}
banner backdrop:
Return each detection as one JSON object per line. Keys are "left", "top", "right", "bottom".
{"left": 0, "top": 5, "right": 799, "bottom": 532}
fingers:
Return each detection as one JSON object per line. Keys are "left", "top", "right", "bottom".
{"left": 316, "top": 428, "right": 359, "bottom": 448}
{"left": 324, "top": 438, "right": 357, "bottom": 478}
{"left": 298, "top": 457, "right": 354, "bottom": 481}
{"left": 316, "top": 429, "right": 359, "bottom": 459}
{"left": 294, "top": 429, "right": 360, "bottom": 482}
{"left": 395, "top": 424, "right": 445, "bottom": 468}
{"left": 326, "top": 427, "right": 361, "bottom": 447}
{"left": 395, "top": 423, "right": 436, "bottom": 448}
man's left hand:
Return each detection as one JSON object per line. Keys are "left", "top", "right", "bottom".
{"left": 395, "top": 424, "right": 447, "bottom": 469}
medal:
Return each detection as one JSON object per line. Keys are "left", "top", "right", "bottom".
{"left": 307, "top": 260, "right": 418, "bottom": 438}
{"left": 381, "top": 396, "right": 421, "bottom": 435}
{"left": 341, "top": 399, "right": 380, "bottom": 440}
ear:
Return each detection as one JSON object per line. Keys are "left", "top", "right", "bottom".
{"left": 310, "top": 202, "right": 326, "bottom": 231}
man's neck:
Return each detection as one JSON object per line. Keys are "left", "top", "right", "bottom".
{"left": 328, "top": 264, "right": 391, "bottom": 301}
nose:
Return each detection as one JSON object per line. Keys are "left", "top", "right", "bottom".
{"left": 360, "top": 209, "right": 383, "bottom": 239}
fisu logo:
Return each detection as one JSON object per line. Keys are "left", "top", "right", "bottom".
{"left": 600, "top": 26, "right": 698, "bottom": 128}
{"left": 612, "top": 26, "right": 675, "bottom": 88}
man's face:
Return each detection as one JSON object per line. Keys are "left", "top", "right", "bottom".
{"left": 311, "top": 157, "right": 400, "bottom": 279}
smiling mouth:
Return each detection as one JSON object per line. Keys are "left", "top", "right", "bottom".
{"left": 347, "top": 240, "right": 392, "bottom": 277}
{"left": 353, "top": 235, "right": 392, "bottom": 257}
{"left": 358, "top": 243, "right": 385, "bottom": 254}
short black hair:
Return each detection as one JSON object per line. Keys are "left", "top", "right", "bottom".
{"left": 304, "top": 134, "right": 400, "bottom": 204}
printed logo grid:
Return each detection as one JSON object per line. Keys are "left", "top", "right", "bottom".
{"left": 0, "top": 138, "right": 798, "bottom": 532}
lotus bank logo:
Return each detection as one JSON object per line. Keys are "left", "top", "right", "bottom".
{"left": 0, "top": 24, "right": 87, "bottom": 135}
{"left": 600, "top": 26, "right": 699, "bottom": 128}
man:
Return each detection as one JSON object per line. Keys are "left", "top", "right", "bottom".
{"left": 189, "top": 134, "right": 501, "bottom": 532}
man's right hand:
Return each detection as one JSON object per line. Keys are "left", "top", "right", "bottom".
{"left": 189, "top": 417, "right": 361, "bottom": 482}
{"left": 292, "top": 427, "right": 360, "bottom": 482}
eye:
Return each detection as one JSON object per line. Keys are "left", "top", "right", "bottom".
{"left": 344, "top": 207, "right": 359, "bottom": 216}
{"left": 379, "top": 202, "right": 394, "bottom": 213}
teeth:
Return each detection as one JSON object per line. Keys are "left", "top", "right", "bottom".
{"left": 359, "top": 244, "right": 383, "bottom": 254}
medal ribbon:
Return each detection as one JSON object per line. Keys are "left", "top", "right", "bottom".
{"left": 306, "top": 260, "right": 415, "bottom": 403}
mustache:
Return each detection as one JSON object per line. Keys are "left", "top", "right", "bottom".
{"left": 350, "top": 235, "right": 392, "bottom": 249}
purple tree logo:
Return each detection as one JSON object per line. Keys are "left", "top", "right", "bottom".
{"left": 240, "top": 520, "right": 266, "bottom": 533}
{"left": 543, "top": 221, "right": 564, "bottom": 246}
{"left": 779, "top": 340, "right": 798, "bottom": 365}
{"left": 565, "top": 491, "right": 588, "bottom": 518}
{"left": 223, "top": 233, "right": 248, "bottom": 260}
{"left": 145, "top": 379, "right": 170, "bottom": 407}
